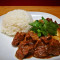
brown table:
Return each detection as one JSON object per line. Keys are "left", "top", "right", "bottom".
{"left": 0, "top": 6, "right": 60, "bottom": 18}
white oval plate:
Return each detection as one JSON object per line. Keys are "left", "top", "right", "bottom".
{"left": 0, "top": 12, "right": 60, "bottom": 60}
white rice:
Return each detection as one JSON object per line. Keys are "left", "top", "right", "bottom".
{"left": 1, "top": 9, "right": 33, "bottom": 36}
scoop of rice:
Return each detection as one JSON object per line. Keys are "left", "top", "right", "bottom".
{"left": 1, "top": 9, "right": 33, "bottom": 36}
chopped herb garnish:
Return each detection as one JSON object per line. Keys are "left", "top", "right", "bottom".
{"left": 29, "top": 17, "right": 59, "bottom": 37}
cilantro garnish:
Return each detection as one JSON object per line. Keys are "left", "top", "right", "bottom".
{"left": 29, "top": 17, "right": 59, "bottom": 37}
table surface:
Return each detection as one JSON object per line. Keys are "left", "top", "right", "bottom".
{"left": 0, "top": 6, "right": 60, "bottom": 18}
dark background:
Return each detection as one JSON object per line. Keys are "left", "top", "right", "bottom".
{"left": 0, "top": 0, "right": 60, "bottom": 6}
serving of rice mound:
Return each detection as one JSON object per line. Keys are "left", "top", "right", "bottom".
{"left": 1, "top": 9, "right": 33, "bottom": 36}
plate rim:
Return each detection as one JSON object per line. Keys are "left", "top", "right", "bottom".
{"left": 29, "top": 11, "right": 60, "bottom": 20}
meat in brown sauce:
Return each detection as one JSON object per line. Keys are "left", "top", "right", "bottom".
{"left": 16, "top": 41, "right": 34, "bottom": 59}
{"left": 34, "top": 45, "right": 48, "bottom": 58}
{"left": 48, "top": 39, "right": 60, "bottom": 56}
{"left": 12, "top": 32, "right": 26, "bottom": 46}
{"left": 46, "top": 18, "right": 57, "bottom": 24}
{"left": 46, "top": 18, "right": 52, "bottom": 22}
{"left": 12, "top": 31, "right": 60, "bottom": 59}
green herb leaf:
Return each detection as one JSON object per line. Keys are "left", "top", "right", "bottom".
{"left": 29, "top": 17, "right": 59, "bottom": 37}
{"left": 42, "top": 17, "right": 48, "bottom": 24}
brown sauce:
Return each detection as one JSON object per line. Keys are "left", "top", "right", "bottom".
{"left": 25, "top": 54, "right": 53, "bottom": 59}
{"left": 24, "top": 53, "right": 33, "bottom": 59}
{"left": 24, "top": 56, "right": 54, "bottom": 59}
{"left": 40, "top": 56, "right": 52, "bottom": 59}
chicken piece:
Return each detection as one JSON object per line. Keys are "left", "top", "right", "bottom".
{"left": 12, "top": 32, "right": 26, "bottom": 46}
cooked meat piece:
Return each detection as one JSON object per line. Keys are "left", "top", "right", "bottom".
{"left": 46, "top": 18, "right": 58, "bottom": 24}
{"left": 34, "top": 45, "right": 48, "bottom": 58}
{"left": 12, "top": 32, "right": 26, "bottom": 46}
{"left": 12, "top": 31, "right": 60, "bottom": 59}
{"left": 19, "top": 41, "right": 34, "bottom": 54}
{"left": 25, "top": 31, "right": 39, "bottom": 41}
{"left": 34, "top": 40, "right": 48, "bottom": 58}
{"left": 23, "top": 31, "right": 40, "bottom": 48}
{"left": 40, "top": 35, "right": 52, "bottom": 44}
{"left": 54, "top": 21, "right": 57, "bottom": 23}
{"left": 35, "top": 40, "right": 44, "bottom": 48}
{"left": 16, "top": 49, "right": 24, "bottom": 59}
{"left": 13, "top": 31, "right": 40, "bottom": 59}
{"left": 16, "top": 41, "right": 34, "bottom": 59}
{"left": 48, "top": 39, "right": 60, "bottom": 56}
{"left": 46, "top": 18, "right": 52, "bottom": 22}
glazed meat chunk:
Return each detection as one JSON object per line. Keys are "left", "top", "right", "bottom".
{"left": 12, "top": 32, "right": 26, "bottom": 46}
{"left": 34, "top": 40, "right": 48, "bottom": 58}
{"left": 48, "top": 39, "right": 60, "bottom": 56}
{"left": 16, "top": 41, "right": 34, "bottom": 59}
{"left": 34, "top": 46, "right": 48, "bottom": 58}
